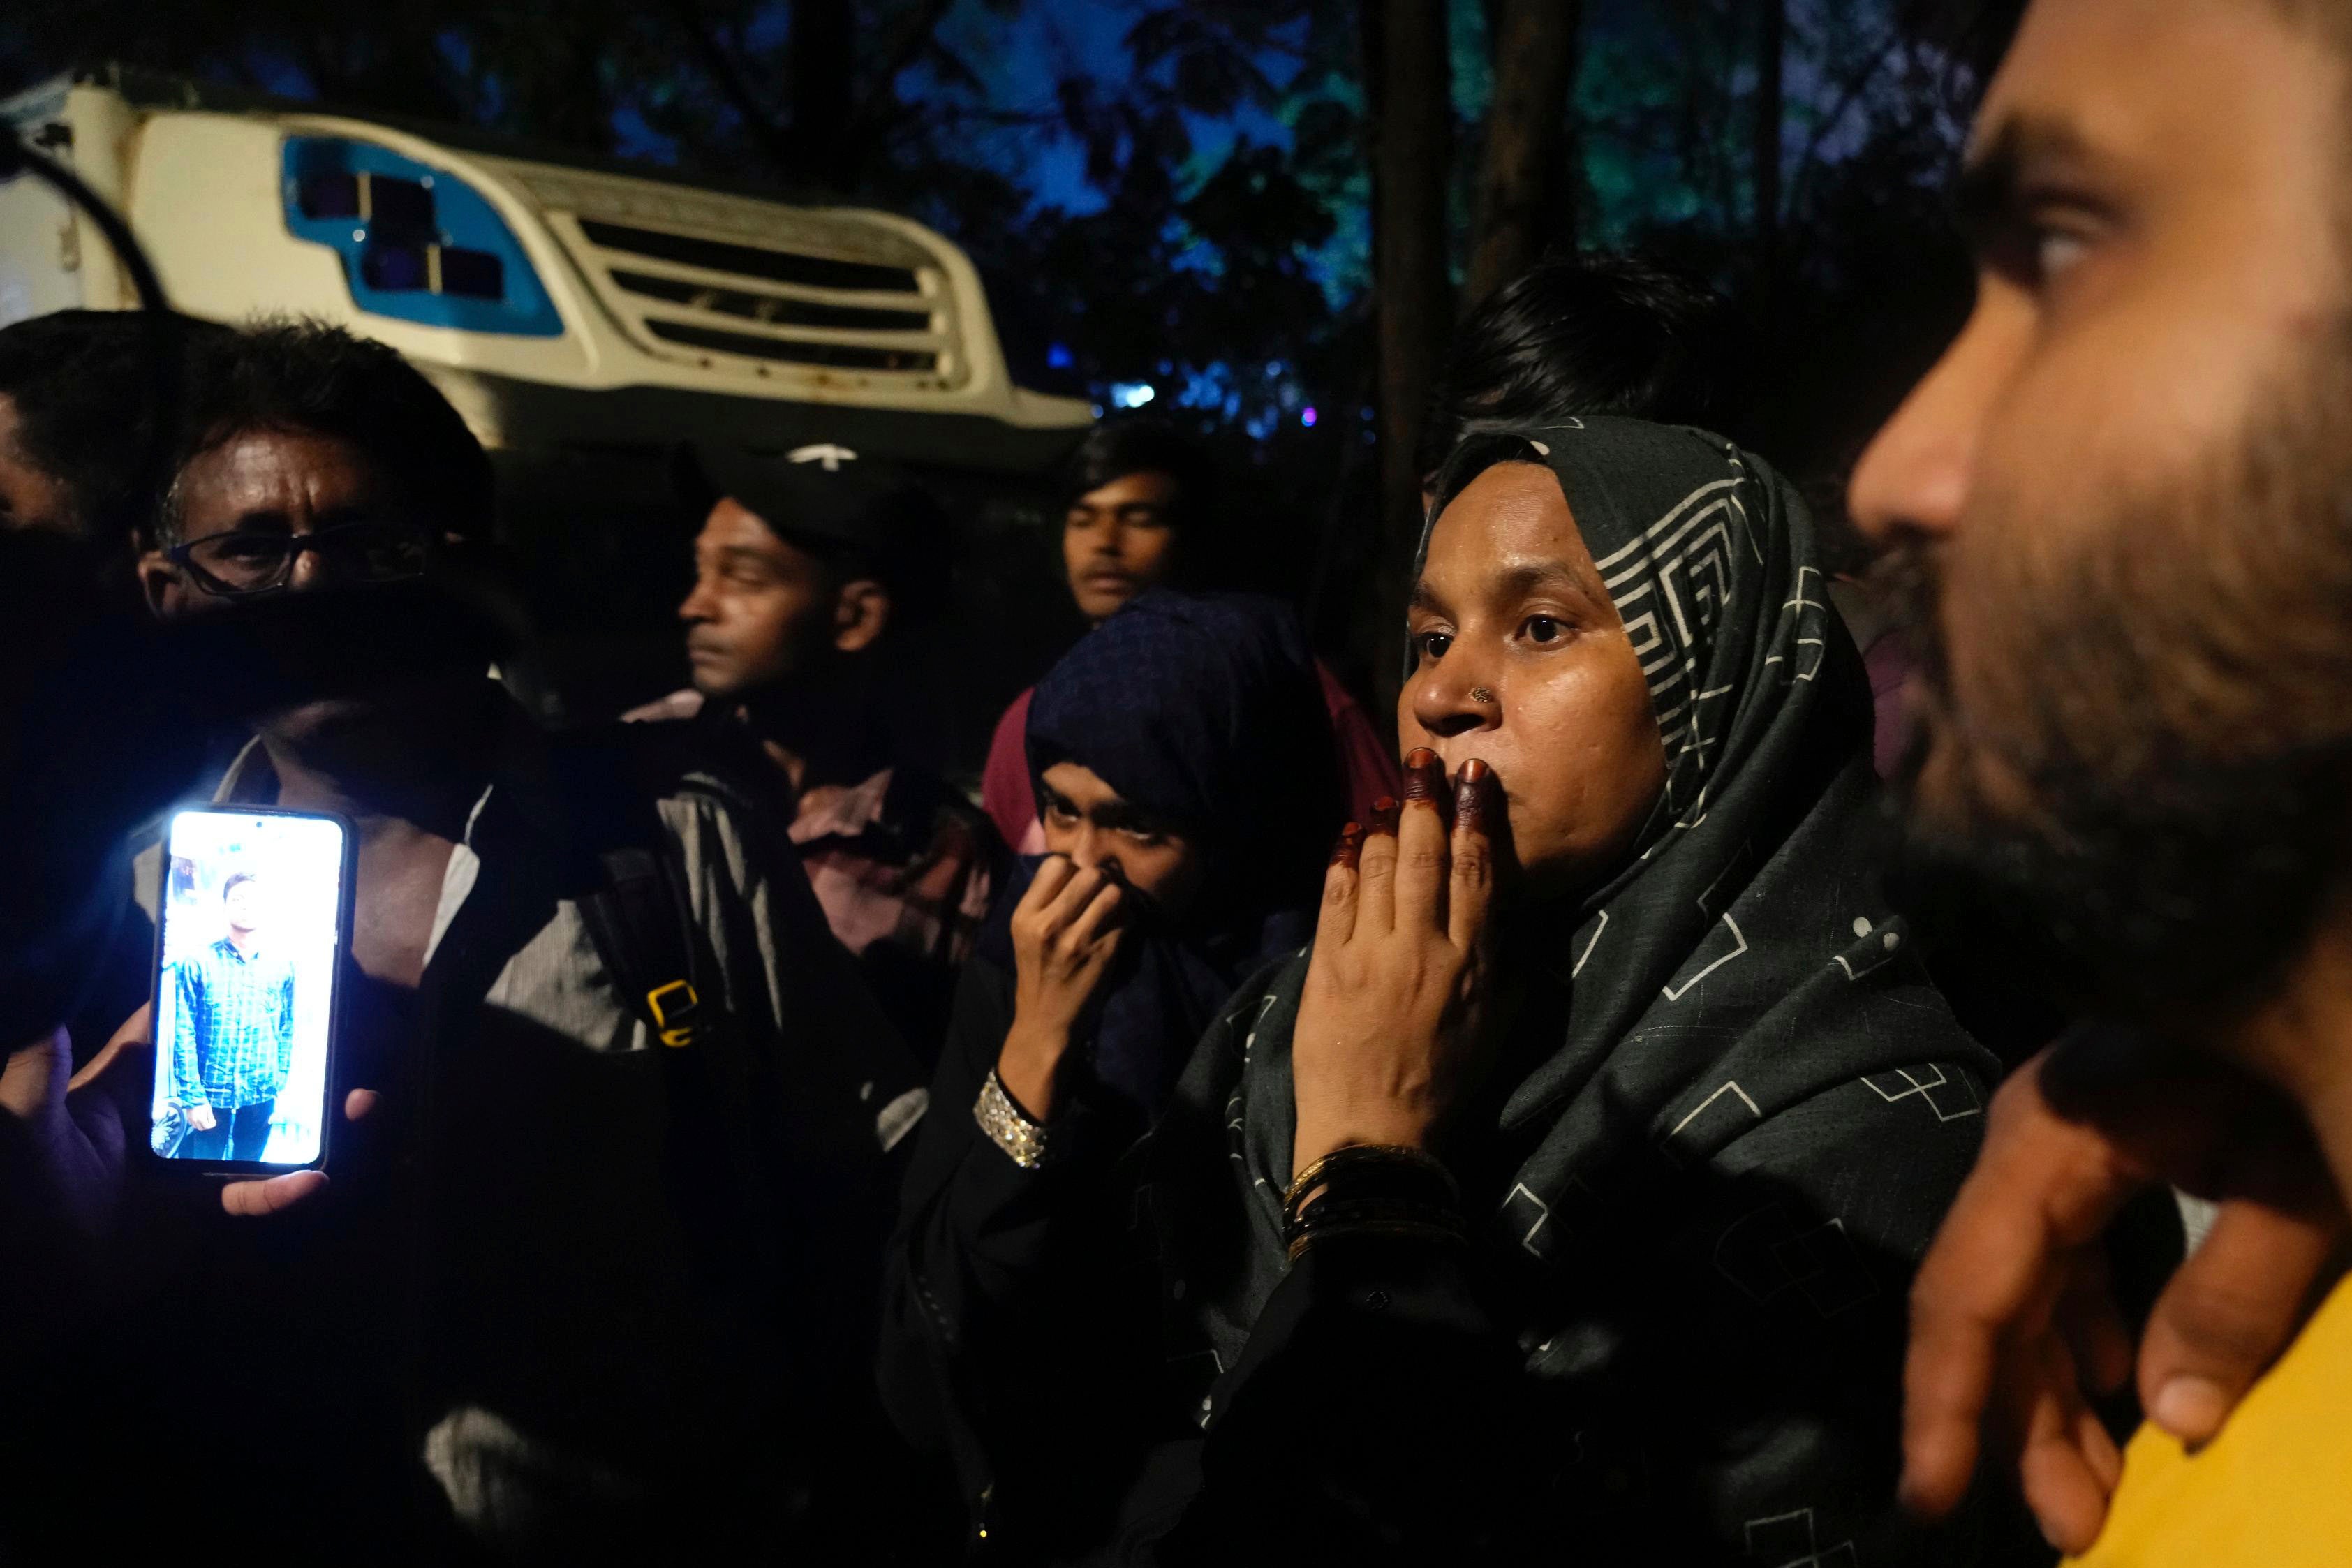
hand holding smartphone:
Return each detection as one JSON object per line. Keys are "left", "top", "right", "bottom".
{"left": 147, "top": 808, "right": 353, "bottom": 1174}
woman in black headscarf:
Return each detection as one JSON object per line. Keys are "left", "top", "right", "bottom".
{"left": 1116, "top": 420, "right": 2022, "bottom": 1563}
{"left": 899, "top": 420, "right": 2022, "bottom": 1565}
{"left": 879, "top": 589, "right": 1339, "bottom": 1546}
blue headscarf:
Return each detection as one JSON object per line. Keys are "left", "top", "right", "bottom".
{"left": 996, "top": 589, "right": 1340, "bottom": 1114}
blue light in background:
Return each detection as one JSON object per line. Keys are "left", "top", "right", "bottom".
{"left": 1047, "top": 341, "right": 1074, "bottom": 369}
{"left": 611, "top": 101, "right": 680, "bottom": 165}
{"left": 1110, "top": 382, "right": 1157, "bottom": 408}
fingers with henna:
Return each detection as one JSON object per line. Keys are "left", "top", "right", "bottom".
{"left": 1449, "top": 758, "right": 1495, "bottom": 950}
{"left": 1396, "top": 748, "right": 1450, "bottom": 931}
{"left": 1399, "top": 748, "right": 1446, "bottom": 808}
{"left": 1354, "top": 795, "right": 1402, "bottom": 935}
{"left": 1318, "top": 822, "right": 1365, "bottom": 946}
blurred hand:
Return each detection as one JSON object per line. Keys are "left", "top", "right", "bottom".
{"left": 1902, "top": 1030, "right": 2346, "bottom": 1555}
{"left": 996, "top": 856, "right": 1127, "bottom": 1120}
{"left": 184, "top": 1103, "right": 216, "bottom": 1133}
{"left": 1289, "top": 749, "right": 1497, "bottom": 1176}
{"left": 50, "top": 1005, "right": 371, "bottom": 1220}
{"left": 2, "top": 1023, "right": 131, "bottom": 1248}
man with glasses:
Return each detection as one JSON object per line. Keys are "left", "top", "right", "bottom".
{"left": 135, "top": 327, "right": 464, "bottom": 616}
{"left": 163, "top": 513, "right": 431, "bottom": 597}
{"left": 17, "top": 319, "right": 933, "bottom": 1558}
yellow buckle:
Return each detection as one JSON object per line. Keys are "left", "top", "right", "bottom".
{"left": 647, "top": 979, "right": 700, "bottom": 1049}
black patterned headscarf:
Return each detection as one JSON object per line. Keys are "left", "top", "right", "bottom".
{"left": 1160, "top": 417, "right": 1992, "bottom": 1372}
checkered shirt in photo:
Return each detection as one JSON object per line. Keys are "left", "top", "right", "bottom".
{"left": 168, "top": 936, "right": 295, "bottom": 1111}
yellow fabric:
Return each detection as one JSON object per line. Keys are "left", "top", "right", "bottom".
{"left": 2069, "top": 1272, "right": 2352, "bottom": 1566}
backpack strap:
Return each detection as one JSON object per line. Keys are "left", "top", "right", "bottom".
{"left": 549, "top": 729, "right": 779, "bottom": 1301}
{"left": 574, "top": 843, "right": 715, "bottom": 1051}
{"left": 548, "top": 722, "right": 739, "bottom": 1053}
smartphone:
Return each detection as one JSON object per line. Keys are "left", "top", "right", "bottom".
{"left": 147, "top": 806, "right": 353, "bottom": 1173}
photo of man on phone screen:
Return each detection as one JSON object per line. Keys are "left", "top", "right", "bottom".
{"left": 163, "top": 870, "right": 295, "bottom": 1162}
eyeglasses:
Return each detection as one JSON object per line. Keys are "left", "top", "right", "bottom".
{"left": 167, "top": 521, "right": 432, "bottom": 598}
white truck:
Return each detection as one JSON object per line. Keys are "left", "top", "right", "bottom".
{"left": 0, "top": 65, "right": 1088, "bottom": 468}
{"left": 0, "top": 64, "right": 1093, "bottom": 729}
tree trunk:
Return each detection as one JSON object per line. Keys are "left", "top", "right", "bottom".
{"left": 1754, "top": 0, "right": 1785, "bottom": 283}
{"left": 1465, "top": 0, "right": 1581, "bottom": 309}
{"left": 790, "top": 0, "right": 856, "bottom": 189}
{"left": 1362, "top": 0, "right": 1454, "bottom": 717}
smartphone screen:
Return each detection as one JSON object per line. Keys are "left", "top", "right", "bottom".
{"left": 148, "top": 807, "right": 352, "bottom": 1171}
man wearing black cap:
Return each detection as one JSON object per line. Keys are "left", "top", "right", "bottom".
{"left": 637, "top": 441, "right": 1002, "bottom": 1065}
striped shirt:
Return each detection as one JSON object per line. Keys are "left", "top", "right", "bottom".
{"left": 168, "top": 935, "right": 295, "bottom": 1112}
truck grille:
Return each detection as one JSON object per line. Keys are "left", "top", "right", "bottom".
{"left": 577, "top": 219, "right": 920, "bottom": 294}
{"left": 517, "top": 175, "right": 964, "bottom": 387}
{"left": 606, "top": 269, "right": 929, "bottom": 334}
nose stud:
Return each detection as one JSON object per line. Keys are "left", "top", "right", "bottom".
{"left": 1469, "top": 686, "right": 1495, "bottom": 704}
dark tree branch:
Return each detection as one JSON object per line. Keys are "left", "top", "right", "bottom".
{"left": 788, "top": 0, "right": 854, "bottom": 186}
{"left": 660, "top": 0, "right": 799, "bottom": 179}
{"left": 1362, "top": 0, "right": 1451, "bottom": 716}
{"left": 848, "top": 0, "right": 958, "bottom": 145}
{"left": 1465, "top": 0, "right": 1580, "bottom": 308}
{"left": 1784, "top": 29, "right": 1907, "bottom": 217}
{"left": 1755, "top": 0, "right": 1784, "bottom": 256}
{"left": 908, "top": 103, "right": 1060, "bottom": 131}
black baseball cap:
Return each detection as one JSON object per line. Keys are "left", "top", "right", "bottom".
{"left": 672, "top": 439, "right": 953, "bottom": 609}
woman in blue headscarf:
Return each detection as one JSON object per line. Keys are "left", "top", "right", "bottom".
{"left": 879, "top": 588, "right": 1340, "bottom": 1538}
{"left": 983, "top": 587, "right": 1339, "bottom": 1127}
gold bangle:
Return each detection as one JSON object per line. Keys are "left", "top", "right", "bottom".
{"left": 974, "top": 1069, "right": 1049, "bottom": 1170}
{"left": 1283, "top": 1143, "right": 1457, "bottom": 1222}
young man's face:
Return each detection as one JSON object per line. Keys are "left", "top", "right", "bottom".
{"left": 677, "top": 497, "right": 885, "bottom": 702}
{"left": 223, "top": 878, "right": 264, "bottom": 935}
{"left": 1849, "top": 0, "right": 2352, "bottom": 1013}
{"left": 1400, "top": 461, "right": 1666, "bottom": 904}
{"left": 1063, "top": 470, "right": 1181, "bottom": 623}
